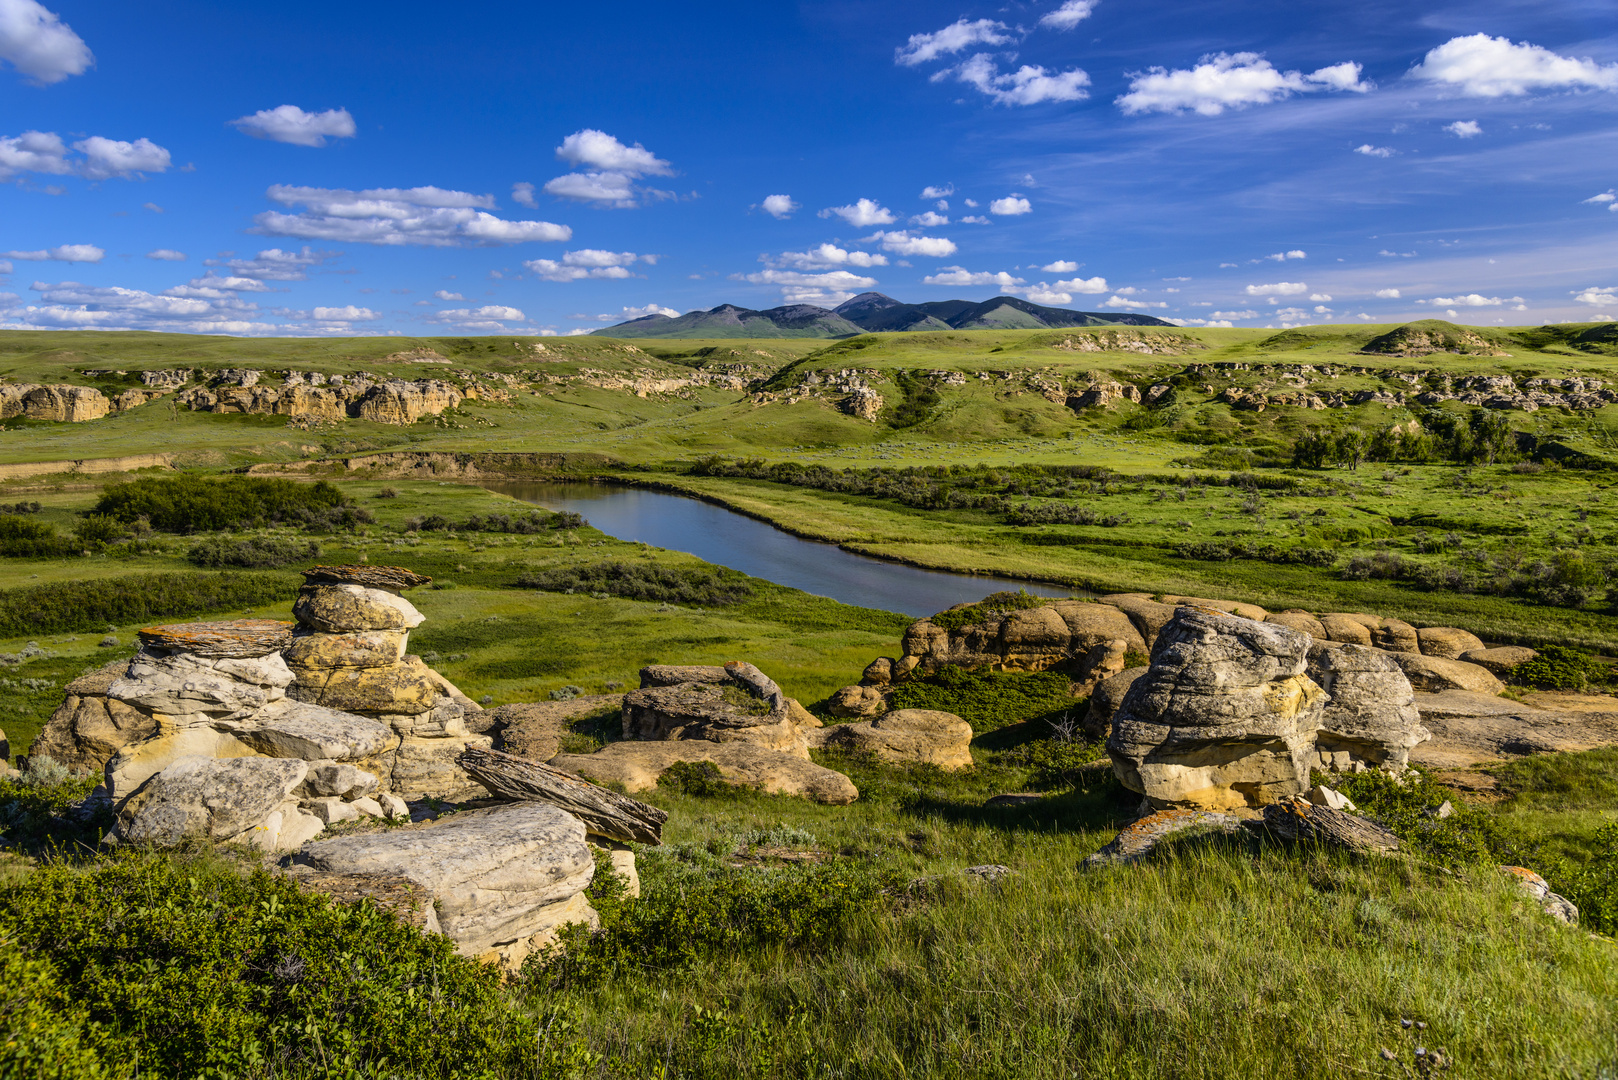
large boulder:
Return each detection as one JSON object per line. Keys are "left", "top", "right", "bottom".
{"left": 1083, "top": 666, "right": 1147, "bottom": 739}
{"left": 1106, "top": 607, "right": 1325, "bottom": 810}
{"left": 218, "top": 700, "right": 395, "bottom": 761}
{"left": 1160, "top": 596, "right": 1268, "bottom": 622}
{"left": 355, "top": 379, "right": 463, "bottom": 425}
{"left": 1265, "top": 611, "right": 1326, "bottom": 640}
{"left": 899, "top": 599, "right": 1143, "bottom": 676}
{"left": 550, "top": 741, "right": 859, "bottom": 804}
{"left": 283, "top": 629, "right": 409, "bottom": 669}
{"left": 1095, "top": 594, "right": 1179, "bottom": 648}
{"left": 808, "top": 709, "right": 973, "bottom": 770}
{"left": 109, "top": 650, "right": 294, "bottom": 724}
{"left": 1459, "top": 646, "right": 1537, "bottom": 675}
{"left": 1370, "top": 618, "right": 1420, "bottom": 654}
{"left": 1318, "top": 615, "right": 1373, "bottom": 647}
{"left": 113, "top": 755, "right": 310, "bottom": 846}
{"left": 621, "top": 662, "right": 807, "bottom": 755}
{"left": 826, "top": 684, "right": 888, "bottom": 718}
{"left": 297, "top": 803, "right": 595, "bottom": 968}
{"left": 1386, "top": 653, "right": 1504, "bottom": 695}
{"left": 1417, "top": 627, "right": 1485, "bottom": 660}
{"left": 480, "top": 696, "right": 620, "bottom": 761}
{"left": 292, "top": 584, "right": 425, "bottom": 633}
{"left": 289, "top": 654, "right": 444, "bottom": 716}
{"left": 1307, "top": 644, "right": 1429, "bottom": 772}
{"left": 28, "top": 661, "right": 156, "bottom": 774}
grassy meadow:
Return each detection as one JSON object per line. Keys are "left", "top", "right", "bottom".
{"left": 1, "top": 322, "right": 1616, "bottom": 1077}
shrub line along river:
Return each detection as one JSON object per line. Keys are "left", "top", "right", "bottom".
{"left": 483, "top": 481, "right": 1080, "bottom": 619}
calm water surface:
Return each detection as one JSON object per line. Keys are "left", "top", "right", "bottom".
{"left": 482, "top": 481, "right": 1080, "bottom": 618}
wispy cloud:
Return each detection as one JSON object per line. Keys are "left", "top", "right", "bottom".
{"left": 1118, "top": 53, "right": 1370, "bottom": 115}
{"left": 252, "top": 185, "right": 571, "bottom": 246}
{"left": 229, "top": 105, "right": 356, "bottom": 147}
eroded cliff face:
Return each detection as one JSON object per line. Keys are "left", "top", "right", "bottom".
{"left": 0, "top": 384, "right": 113, "bottom": 422}
{"left": 173, "top": 376, "right": 464, "bottom": 425}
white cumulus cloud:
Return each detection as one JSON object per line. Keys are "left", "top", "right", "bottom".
{"left": 74, "top": 135, "right": 170, "bottom": 179}
{"left": 524, "top": 249, "right": 649, "bottom": 282}
{"left": 427, "top": 305, "right": 529, "bottom": 332}
{"left": 146, "top": 249, "right": 185, "bottom": 261}
{"left": 0, "top": 129, "right": 67, "bottom": 176}
{"left": 1584, "top": 190, "right": 1617, "bottom": 211}
{"left": 230, "top": 105, "right": 356, "bottom": 147}
{"left": 3, "top": 243, "right": 102, "bottom": 262}
{"left": 895, "top": 18, "right": 1011, "bottom": 66}
{"left": 1411, "top": 34, "right": 1618, "bottom": 97}
{"left": 769, "top": 244, "right": 888, "bottom": 270}
{"left": 1212, "top": 309, "right": 1259, "bottom": 319}
{"left": 1573, "top": 286, "right": 1618, "bottom": 306}
{"left": 512, "top": 181, "right": 537, "bottom": 207}
{"left": 1263, "top": 249, "right": 1307, "bottom": 261}
{"left": 920, "top": 184, "right": 954, "bottom": 199}
{"left": 743, "top": 269, "right": 878, "bottom": 290}
{"left": 990, "top": 195, "right": 1032, "bottom": 215}
{"left": 1355, "top": 144, "right": 1395, "bottom": 157}
{"left": 1444, "top": 120, "right": 1483, "bottom": 138}
{"left": 946, "top": 54, "right": 1090, "bottom": 105}
{"left": 204, "top": 247, "right": 337, "bottom": 281}
{"left": 922, "top": 266, "right": 1024, "bottom": 289}
{"left": 910, "top": 210, "right": 949, "bottom": 227}
{"left": 1038, "top": 0, "right": 1097, "bottom": 30}
{"left": 761, "top": 194, "right": 799, "bottom": 219}
{"left": 863, "top": 230, "right": 957, "bottom": 257}
{"left": 434, "top": 290, "right": 464, "bottom": 301}
{"left": 251, "top": 185, "right": 571, "bottom": 246}
{"left": 1117, "top": 53, "right": 1371, "bottom": 115}
{"left": 1245, "top": 281, "right": 1308, "bottom": 296}
{"left": 1104, "top": 295, "right": 1168, "bottom": 309}
{"left": 617, "top": 303, "right": 679, "bottom": 320}
{"left": 1374, "top": 288, "right": 1401, "bottom": 298}
{"left": 820, "top": 198, "right": 896, "bottom": 227}
{"left": 1042, "top": 260, "right": 1078, "bottom": 272}
{"left": 312, "top": 305, "right": 378, "bottom": 322}
{"left": 545, "top": 129, "right": 673, "bottom": 208}
{"left": 1053, "top": 276, "right": 1108, "bottom": 293}
{"left": 1429, "top": 293, "right": 1522, "bottom": 306}
{"left": 0, "top": 0, "right": 92, "bottom": 85}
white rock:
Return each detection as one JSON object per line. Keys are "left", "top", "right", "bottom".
{"left": 350, "top": 796, "right": 385, "bottom": 819}
{"left": 303, "top": 762, "right": 378, "bottom": 798}
{"left": 221, "top": 700, "right": 395, "bottom": 761}
{"left": 377, "top": 792, "right": 409, "bottom": 820}
{"left": 306, "top": 797, "right": 361, "bottom": 825}
{"left": 105, "top": 728, "right": 264, "bottom": 804}
{"left": 278, "top": 807, "right": 326, "bottom": 849}
{"left": 116, "top": 756, "right": 309, "bottom": 845}
{"left": 1306, "top": 784, "right": 1358, "bottom": 812}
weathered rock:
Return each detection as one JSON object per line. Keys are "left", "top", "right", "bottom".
{"left": 1409, "top": 691, "right": 1618, "bottom": 768}
{"left": 861, "top": 657, "right": 893, "bottom": 686}
{"left": 384, "top": 733, "right": 495, "bottom": 802}
{"left": 481, "top": 696, "right": 619, "bottom": 761}
{"left": 1265, "top": 610, "right": 1326, "bottom": 639}
{"left": 1459, "top": 646, "right": 1537, "bottom": 675}
{"left": 1416, "top": 627, "right": 1486, "bottom": 660}
{"left": 1386, "top": 653, "right": 1504, "bottom": 695}
{"left": 298, "top": 802, "right": 595, "bottom": 967}
{"left": 1106, "top": 608, "right": 1324, "bottom": 810}
{"left": 457, "top": 746, "right": 668, "bottom": 844}
{"left": 1501, "top": 866, "right": 1579, "bottom": 925}
{"left": 1307, "top": 644, "right": 1429, "bottom": 772}
{"left": 550, "top": 741, "right": 859, "bottom": 804}
{"left": 827, "top": 684, "right": 888, "bottom": 718}
{"left": 105, "top": 728, "right": 265, "bottom": 804}
{"left": 808, "top": 709, "right": 973, "bottom": 771}
{"left": 282, "top": 629, "right": 409, "bottom": 669}
{"left": 303, "top": 762, "right": 378, "bottom": 798}
{"left": 1083, "top": 666, "right": 1148, "bottom": 740}
{"left": 639, "top": 664, "right": 731, "bottom": 687}
{"left": 1050, "top": 601, "right": 1149, "bottom": 655}
{"left": 1082, "top": 808, "right": 1245, "bottom": 868}
{"left": 220, "top": 700, "right": 395, "bottom": 761}
{"left": 1160, "top": 596, "right": 1269, "bottom": 622}
{"left": 115, "top": 755, "right": 309, "bottom": 846}
{"left": 293, "top": 584, "right": 425, "bottom": 633}
{"left": 622, "top": 676, "right": 807, "bottom": 756}
{"left": 1096, "top": 594, "right": 1179, "bottom": 648}
{"left": 1370, "top": 618, "right": 1420, "bottom": 654}
{"left": 1306, "top": 785, "right": 1357, "bottom": 811}
{"left": 109, "top": 651, "right": 291, "bottom": 722}
{"left": 29, "top": 661, "right": 156, "bottom": 773}
{"left": 306, "top": 797, "right": 361, "bottom": 825}
{"left": 1318, "top": 615, "right": 1373, "bottom": 647}
{"left": 136, "top": 619, "right": 296, "bottom": 658}
{"left": 21, "top": 384, "right": 110, "bottom": 423}
{"left": 290, "top": 655, "right": 443, "bottom": 716}
{"left": 901, "top": 599, "right": 1144, "bottom": 676}
{"left": 300, "top": 564, "right": 432, "bottom": 592}
{"left": 1262, "top": 796, "right": 1400, "bottom": 854}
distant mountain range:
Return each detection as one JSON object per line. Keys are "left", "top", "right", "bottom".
{"left": 591, "top": 292, "right": 1174, "bottom": 339}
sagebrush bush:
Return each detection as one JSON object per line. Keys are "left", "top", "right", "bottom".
{"left": 0, "top": 572, "right": 297, "bottom": 637}
{"left": 0, "top": 514, "right": 67, "bottom": 558}
{"left": 187, "top": 535, "right": 321, "bottom": 569}
{"left": 92, "top": 475, "right": 353, "bottom": 533}
{"left": 516, "top": 561, "right": 754, "bottom": 606}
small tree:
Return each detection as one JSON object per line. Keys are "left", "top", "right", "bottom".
{"left": 1335, "top": 427, "right": 1369, "bottom": 471}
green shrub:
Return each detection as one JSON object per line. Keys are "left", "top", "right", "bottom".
{"left": 69, "top": 516, "right": 127, "bottom": 550}
{"left": 409, "top": 510, "right": 584, "bottom": 533}
{"left": 887, "top": 369, "right": 939, "bottom": 429}
{"left": 928, "top": 589, "right": 1046, "bottom": 631}
{"left": 1550, "top": 821, "right": 1618, "bottom": 935}
{"left": 0, "top": 765, "right": 103, "bottom": 854}
{"left": 186, "top": 536, "right": 321, "bottom": 569}
{"left": 0, "top": 934, "right": 114, "bottom": 1080}
{"left": 92, "top": 475, "right": 353, "bottom": 533}
{"left": 0, "top": 515, "right": 67, "bottom": 558}
{"left": 0, "top": 572, "right": 297, "bottom": 637}
{"left": 1510, "top": 645, "right": 1605, "bottom": 690}
{"left": 0, "top": 853, "right": 580, "bottom": 1079}
{"left": 516, "top": 561, "right": 754, "bottom": 606}
{"left": 658, "top": 760, "right": 746, "bottom": 798}
{"left": 528, "top": 855, "right": 900, "bottom": 989}
{"left": 886, "top": 666, "right": 1078, "bottom": 732}
{"left": 1326, "top": 769, "right": 1519, "bottom": 865}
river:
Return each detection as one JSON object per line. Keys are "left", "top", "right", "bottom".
{"left": 482, "top": 481, "right": 1080, "bottom": 618}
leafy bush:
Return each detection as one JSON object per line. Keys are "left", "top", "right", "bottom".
{"left": 886, "top": 666, "right": 1077, "bottom": 732}
{"left": 0, "top": 934, "right": 114, "bottom": 1080}
{"left": 0, "top": 763, "right": 103, "bottom": 854}
{"left": 1175, "top": 540, "right": 1338, "bottom": 567}
{"left": 928, "top": 589, "right": 1046, "bottom": 631}
{"left": 0, "top": 501, "right": 42, "bottom": 514}
{"left": 887, "top": 369, "right": 940, "bottom": 429}
{"left": 186, "top": 536, "right": 322, "bottom": 569}
{"left": 529, "top": 855, "right": 900, "bottom": 989}
{"left": 0, "top": 515, "right": 67, "bottom": 558}
{"left": 516, "top": 561, "right": 754, "bottom": 606}
{"left": 658, "top": 760, "right": 747, "bottom": 798}
{"left": 92, "top": 475, "right": 353, "bottom": 533}
{"left": 1325, "top": 769, "right": 1519, "bottom": 866}
{"left": 70, "top": 515, "right": 127, "bottom": 550}
{"left": 1510, "top": 645, "right": 1605, "bottom": 690}
{"left": 0, "top": 853, "right": 579, "bottom": 1079}
{"left": 408, "top": 510, "right": 583, "bottom": 533}
{"left": 0, "top": 572, "right": 297, "bottom": 637}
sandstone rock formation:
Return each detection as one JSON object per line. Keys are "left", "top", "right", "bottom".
{"left": 1082, "top": 808, "right": 1246, "bottom": 868}
{"left": 1385, "top": 653, "right": 1504, "bottom": 694}
{"left": 1416, "top": 627, "right": 1485, "bottom": 660}
{"left": 1264, "top": 610, "right": 1326, "bottom": 639}
{"left": 478, "top": 695, "right": 619, "bottom": 761}
{"left": 30, "top": 660, "right": 157, "bottom": 774}
{"left": 827, "top": 684, "right": 888, "bottom": 718}
{"left": 1307, "top": 644, "right": 1429, "bottom": 772}
{"left": 900, "top": 598, "right": 1144, "bottom": 678}
{"left": 1083, "top": 666, "right": 1147, "bottom": 739}
{"left": 621, "top": 661, "right": 811, "bottom": 756}
{"left": 1107, "top": 607, "right": 1324, "bottom": 810}
{"left": 174, "top": 376, "right": 463, "bottom": 426}
{"left": 356, "top": 379, "right": 464, "bottom": 425}
{"left": 297, "top": 802, "right": 597, "bottom": 968}
{"left": 1459, "top": 646, "right": 1536, "bottom": 675}
{"left": 807, "top": 708, "right": 973, "bottom": 770}
{"left": 549, "top": 740, "right": 858, "bottom": 804}
{"left": 1409, "top": 691, "right": 1618, "bottom": 769}
{"left": 0, "top": 384, "right": 111, "bottom": 422}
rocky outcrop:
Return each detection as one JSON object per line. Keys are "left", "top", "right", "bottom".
{"left": 1386, "top": 653, "right": 1504, "bottom": 695}
{"left": 1107, "top": 608, "right": 1324, "bottom": 810}
{"left": 826, "top": 684, "right": 888, "bottom": 718}
{"left": 1501, "top": 866, "right": 1579, "bottom": 926}
{"left": 1264, "top": 610, "right": 1326, "bottom": 640}
{"left": 115, "top": 755, "right": 313, "bottom": 848}
{"left": 297, "top": 802, "right": 597, "bottom": 968}
{"left": 1083, "top": 666, "right": 1147, "bottom": 739}
{"left": 1409, "top": 691, "right": 1618, "bottom": 769}
{"left": 480, "top": 696, "right": 620, "bottom": 761}
{"left": 140, "top": 369, "right": 193, "bottom": 389}
{"left": 1459, "top": 646, "right": 1536, "bottom": 675}
{"left": 901, "top": 599, "right": 1145, "bottom": 678}
{"left": 29, "top": 660, "right": 157, "bottom": 774}
{"left": 808, "top": 709, "right": 973, "bottom": 770}
{"left": 0, "top": 384, "right": 111, "bottom": 422}
{"left": 1082, "top": 808, "right": 1245, "bottom": 868}
{"left": 1415, "top": 627, "right": 1486, "bottom": 660}
{"left": 356, "top": 379, "right": 464, "bottom": 425}
{"left": 1307, "top": 644, "right": 1429, "bottom": 772}
{"left": 621, "top": 661, "right": 810, "bottom": 756}
{"left": 550, "top": 740, "right": 858, "bottom": 804}
{"left": 174, "top": 376, "right": 463, "bottom": 426}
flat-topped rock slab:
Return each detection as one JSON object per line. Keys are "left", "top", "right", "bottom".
{"left": 137, "top": 619, "right": 295, "bottom": 658}
{"left": 301, "top": 564, "right": 432, "bottom": 591}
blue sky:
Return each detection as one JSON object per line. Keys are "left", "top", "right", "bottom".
{"left": 0, "top": 0, "right": 1614, "bottom": 337}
